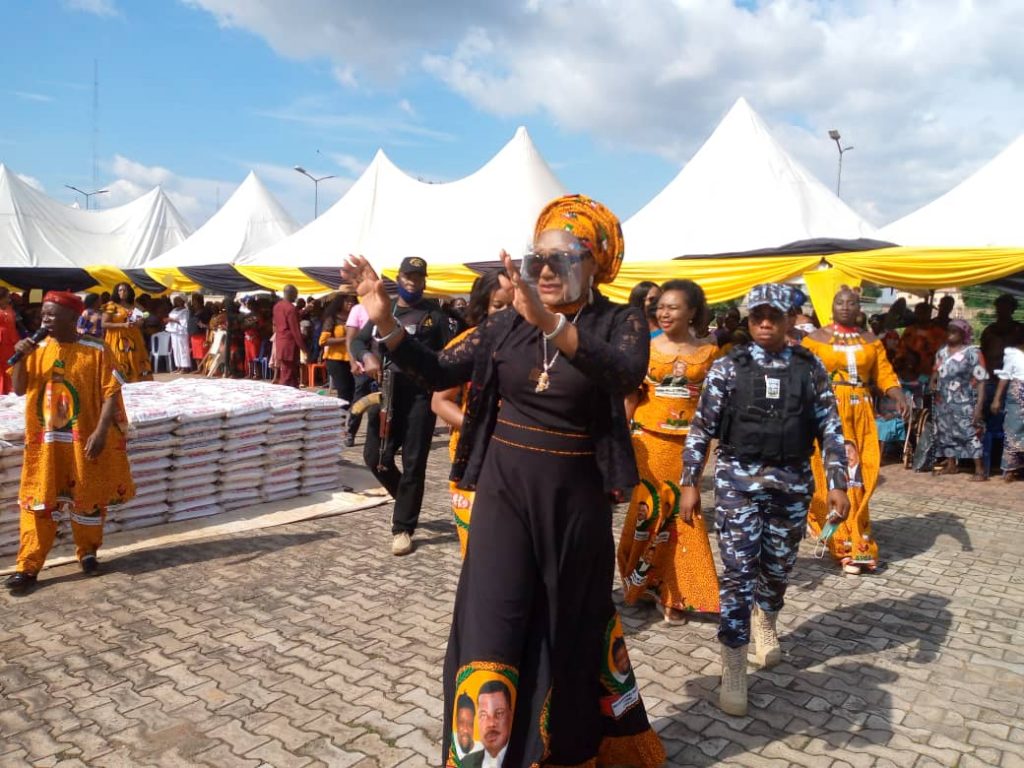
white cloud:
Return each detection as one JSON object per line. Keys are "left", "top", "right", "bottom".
{"left": 254, "top": 95, "right": 455, "bottom": 145}
{"left": 6, "top": 91, "right": 53, "bottom": 103}
{"left": 101, "top": 153, "right": 365, "bottom": 227}
{"left": 63, "top": 0, "right": 119, "bottom": 17}
{"left": 103, "top": 155, "right": 230, "bottom": 226}
{"left": 328, "top": 153, "right": 367, "bottom": 176}
{"left": 397, "top": 99, "right": 416, "bottom": 118}
{"left": 185, "top": 0, "right": 509, "bottom": 79}
{"left": 332, "top": 65, "right": 358, "bottom": 89}
{"left": 184, "top": 0, "right": 1024, "bottom": 224}
{"left": 16, "top": 174, "right": 45, "bottom": 192}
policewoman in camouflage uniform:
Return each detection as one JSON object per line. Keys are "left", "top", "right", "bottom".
{"left": 678, "top": 283, "right": 851, "bottom": 717}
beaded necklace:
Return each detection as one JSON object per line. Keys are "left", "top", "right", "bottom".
{"left": 830, "top": 323, "right": 864, "bottom": 385}
{"left": 829, "top": 323, "right": 864, "bottom": 346}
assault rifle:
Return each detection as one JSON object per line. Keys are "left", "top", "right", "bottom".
{"left": 377, "top": 360, "right": 395, "bottom": 472}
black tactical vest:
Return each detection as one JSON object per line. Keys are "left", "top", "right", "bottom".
{"left": 717, "top": 345, "right": 818, "bottom": 463}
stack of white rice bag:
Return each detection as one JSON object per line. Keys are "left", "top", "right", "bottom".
{"left": 0, "top": 380, "right": 347, "bottom": 557}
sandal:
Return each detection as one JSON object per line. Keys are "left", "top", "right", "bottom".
{"left": 663, "top": 606, "right": 689, "bottom": 625}
{"left": 969, "top": 473, "right": 988, "bottom": 482}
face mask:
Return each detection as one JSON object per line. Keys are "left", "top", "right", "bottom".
{"left": 396, "top": 283, "right": 424, "bottom": 304}
{"left": 814, "top": 518, "right": 842, "bottom": 559}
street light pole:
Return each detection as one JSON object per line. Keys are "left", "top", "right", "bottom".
{"left": 827, "top": 129, "right": 854, "bottom": 198}
{"left": 65, "top": 184, "right": 109, "bottom": 209}
{"left": 293, "top": 166, "right": 336, "bottom": 219}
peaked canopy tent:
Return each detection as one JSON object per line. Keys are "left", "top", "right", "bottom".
{"left": 599, "top": 98, "right": 880, "bottom": 303}
{"left": 235, "top": 126, "right": 568, "bottom": 295}
{"left": 623, "top": 97, "right": 877, "bottom": 262}
{"left": 874, "top": 134, "right": 1024, "bottom": 294}
{"left": 139, "top": 171, "right": 299, "bottom": 294}
{"left": 0, "top": 164, "right": 190, "bottom": 292}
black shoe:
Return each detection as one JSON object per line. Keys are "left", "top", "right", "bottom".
{"left": 3, "top": 572, "right": 37, "bottom": 590}
{"left": 80, "top": 555, "right": 100, "bottom": 576}
{"left": 343, "top": 433, "right": 356, "bottom": 448}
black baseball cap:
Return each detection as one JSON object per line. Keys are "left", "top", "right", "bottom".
{"left": 399, "top": 257, "right": 428, "bottom": 276}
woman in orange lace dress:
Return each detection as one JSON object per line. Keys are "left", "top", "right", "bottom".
{"left": 802, "top": 288, "right": 909, "bottom": 574}
{"left": 618, "top": 279, "right": 721, "bottom": 622}
{"left": 103, "top": 282, "right": 152, "bottom": 383}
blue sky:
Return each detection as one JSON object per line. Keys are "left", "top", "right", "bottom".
{"left": 1, "top": 0, "right": 1021, "bottom": 232}
{"left": 0, "top": 0, "right": 675, "bottom": 226}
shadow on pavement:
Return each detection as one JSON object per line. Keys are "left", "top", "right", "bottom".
{"left": 871, "top": 511, "right": 973, "bottom": 563}
{"left": 106, "top": 529, "right": 342, "bottom": 577}
{"left": 658, "top": 592, "right": 952, "bottom": 765}
{"left": 415, "top": 518, "right": 461, "bottom": 548}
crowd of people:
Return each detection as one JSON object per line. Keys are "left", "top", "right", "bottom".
{"left": 1, "top": 190, "right": 1022, "bottom": 766}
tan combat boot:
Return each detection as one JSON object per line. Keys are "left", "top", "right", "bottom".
{"left": 719, "top": 643, "right": 748, "bottom": 716}
{"left": 750, "top": 605, "right": 782, "bottom": 668}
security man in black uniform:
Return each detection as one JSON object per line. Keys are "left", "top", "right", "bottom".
{"left": 350, "top": 257, "right": 451, "bottom": 556}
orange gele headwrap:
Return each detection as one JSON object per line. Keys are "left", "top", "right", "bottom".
{"left": 533, "top": 193, "right": 625, "bottom": 285}
{"left": 42, "top": 291, "right": 85, "bottom": 315}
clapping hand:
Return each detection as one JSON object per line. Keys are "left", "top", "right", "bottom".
{"left": 500, "top": 250, "right": 556, "bottom": 333}
{"left": 341, "top": 256, "right": 392, "bottom": 330}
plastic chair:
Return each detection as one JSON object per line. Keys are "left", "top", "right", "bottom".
{"left": 301, "top": 361, "right": 327, "bottom": 388}
{"left": 253, "top": 339, "right": 271, "bottom": 380}
{"left": 150, "top": 332, "right": 173, "bottom": 373}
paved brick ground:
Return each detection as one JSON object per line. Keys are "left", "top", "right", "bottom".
{"left": 1, "top": 437, "right": 1021, "bottom": 767}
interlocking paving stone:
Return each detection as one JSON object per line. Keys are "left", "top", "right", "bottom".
{"left": 0, "top": 445, "right": 1020, "bottom": 766}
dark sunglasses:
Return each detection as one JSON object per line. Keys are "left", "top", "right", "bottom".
{"left": 521, "top": 249, "right": 591, "bottom": 282}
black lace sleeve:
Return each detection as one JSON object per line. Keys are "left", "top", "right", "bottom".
{"left": 568, "top": 303, "right": 649, "bottom": 396}
{"left": 387, "top": 324, "right": 482, "bottom": 392}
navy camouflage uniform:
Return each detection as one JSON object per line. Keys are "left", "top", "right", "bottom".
{"left": 681, "top": 341, "right": 848, "bottom": 648}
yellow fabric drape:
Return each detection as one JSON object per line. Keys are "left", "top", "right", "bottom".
{"left": 826, "top": 247, "right": 1024, "bottom": 290}
{"left": 143, "top": 266, "right": 203, "bottom": 293}
{"left": 605, "top": 256, "right": 823, "bottom": 304}
{"left": 84, "top": 265, "right": 169, "bottom": 296}
{"left": 380, "top": 264, "right": 484, "bottom": 298}
{"left": 233, "top": 266, "right": 333, "bottom": 294}
{"left": 803, "top": 268, "right": 861, "bottom": 326}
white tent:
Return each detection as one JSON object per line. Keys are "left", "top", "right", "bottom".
{"left": 0, "top": 163, "right": 191, "bottom": 270}
{"left": 239, "top": 126, "right": 566, "bottom": 272}
{"left": 144, "top": 171, "right": 298, "bottom": 283}
{"left": 623, "top": 98, "right": 877, "bottom": 260}
{"left": 880, "top": 134, "right": 1024, "bottom": 246}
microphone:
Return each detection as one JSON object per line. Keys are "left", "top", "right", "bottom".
{"left": 6, "top": 327, "right": 50, "bottom": 367}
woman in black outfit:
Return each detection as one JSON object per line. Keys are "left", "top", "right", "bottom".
{"left": 343, "top": 194, "right": 664, "bottom": 768}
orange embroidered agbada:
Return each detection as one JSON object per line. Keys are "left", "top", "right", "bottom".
{"left": 802, "top": 336, "right": 899, "bottom": 569}
{"left": 103, "top": 302, "right": 151, "bottom": 382}
{"left": 19, "top": 336, "right": 135, "bottom": 513}
{"left": 617, "top": 342, "right": 721, "bottom": 614}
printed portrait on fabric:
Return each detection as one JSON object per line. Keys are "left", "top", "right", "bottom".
{"left": 450, "top": 663, "right": 517, "bottom": 767}
{"left": 599, "top": 615, "right": 641, "bottom": 719}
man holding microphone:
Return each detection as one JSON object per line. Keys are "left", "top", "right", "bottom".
{"left": 3, "top": 291, "right": 135, "bottom": 593}
{"left": 677, "top": 283, "right": 850, "bottom": 717}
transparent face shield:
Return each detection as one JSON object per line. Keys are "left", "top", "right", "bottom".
{"left": 520, "top": 241, "right": 591, "bottom": 303}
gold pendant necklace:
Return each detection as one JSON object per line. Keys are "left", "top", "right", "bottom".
{"left": 534, "top": 305, "right": 585, "bottom": 393}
